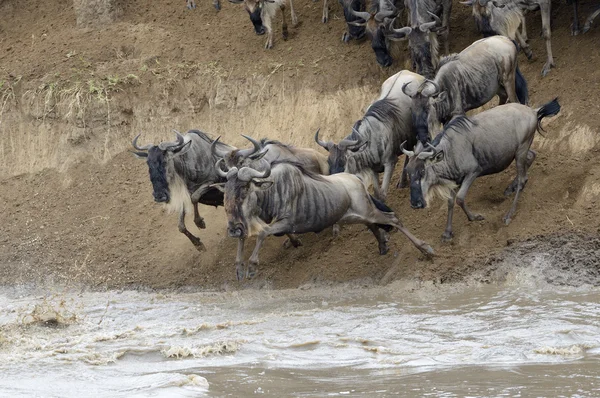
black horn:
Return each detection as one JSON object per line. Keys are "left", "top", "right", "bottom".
{"left": 400, "top": 141, "right": 415, "bottom": 157}
{"left": 211, "top": 136, "right": 231, "bottom": 159}
{"left": 314, "top": 129, "right": 332, "bottom": 151}
{"left": 402, "top": 81, "right": 417, "bottom": 97}
{"left": 238, "top": 134, "right": 262, "bottom": 159}
{"left": 237, "top": 159, "right": 272, "bottom": 182}
{"left": 350, "top": 9, "right": 372, "bottom": 22}
{"left": 215, "top": 158, "right": 229, "bottom": 178}
{"left": 132, "top": 134, "right": 153, "bottom": 151}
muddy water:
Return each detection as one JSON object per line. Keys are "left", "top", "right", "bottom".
{"left": 1, "top": 274, "right": 599, "bottom": 397}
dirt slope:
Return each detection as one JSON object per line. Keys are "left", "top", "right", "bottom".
{"left": 0, "top": 0, "right": 599, "bottom": 290}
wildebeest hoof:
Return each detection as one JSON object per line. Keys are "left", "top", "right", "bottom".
{"left": 332, "top": 224, "right": 340, "bottom": 238}
{"left": 186, "top": 0, "right": 196, "bottom": 9}
{"left": 441, "top": 232, "right": 453, "bottom": 242}
{"left": 247, "top": 264, "right": 258, "bottom": 279}
{"left": 571, "top": 25, "right": 580, "bottom": 36}
{"left": 283, "top": 237, "right": 303, "bottom": 249}
{"left": 541, "top": 62, "right": 554, "bottom": 77}
{"left": 503, "top": 215, "right": 512, "bottom": 225}
{"left": 265, "top": 41, "right": 273, "bottom": 50}
{"left": 342, "top": 32, "right": 351, "bottom": 43}
{"left": 420, "top": 244, "right": 435, "bottom": 257}
{"left": 236, "top": 264, "right": 245, "bottom": 281}
{"left": 322, "top": 16, "right": 328, "bottom": 23}
{"left": 379, "top": 244, "right": 389, "bottom": 255}
{"left": 397, "top": 179, "right": 408, "bottom": 189}
{"left": 525, "top": 50, "right": 534, "bottom": 60}
{"left": 470, "top": 214, "right": 485, "bottom": 222}
{"left": 213, "top": 2, "right": 221, "bottom": 10}
{"left": 194, "top": 218, "right": 206, "bottom": 229}
{"left": 190, "top": 237, "right": 206, "bottom": 251}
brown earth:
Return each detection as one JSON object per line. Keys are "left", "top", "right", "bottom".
{"left": 0, "top": 0, "right": 600, "bottom": 290}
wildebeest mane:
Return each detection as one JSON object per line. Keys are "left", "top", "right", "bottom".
{"left": 188, "top": 129, "right": 231, "bottom": 151}
{"left": 260, "top": 138, "right": 292, "bottom": 148}
{"left": 438, "top": 53, "right": 459, "bottom": 68}
{"left": 431, "top": 115, "right": 475, "bottom": 145}
{"left": 364, "top": 98, "right": 402, "bottom": 126}
{"left": 270, "top": 160, "right": 328, "bottom": 182}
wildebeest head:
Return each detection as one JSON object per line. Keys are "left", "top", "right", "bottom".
{"left": 229, "top": 0, "right": 267, "bottom": 35}
{"left": 385, "top": 12, "right": 442, "bottom": 78}
{"left": 215, "top": 158, "right": 272, "bottom": 238}
{"left": 402, "top": 79, "right": 447, "bottom": 144}
{"left": 348, "top": 6, "right": 398, "bottom": 67}
{"left": 132, "top": 131, "right": 192, "bottom": 203}
{"left": 211, "top": 134, "right": 269, "bottom": 170}
{"left": 341, "top": 0, "right": 368, "bottom": 41}
{"left": 314, "top": 127, "right": 369, "bottom": 174}
{"left": 401, "top": 141, "right": 444, "bottom": 208}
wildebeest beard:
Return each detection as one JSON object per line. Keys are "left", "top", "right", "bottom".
{"left": 224, "top": 178, "right": 250, "bottom": 238}
{"left": 411, "top": 42, "right": 435, "bottom": 79}
{"left": 146, "top": 147, "right": 170, "bottom": 203}
{"left": 370, "top": 27, "right": 392, "bottom": 67}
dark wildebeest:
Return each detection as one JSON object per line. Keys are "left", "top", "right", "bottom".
{"left": 344, "top": 0, "right": 403, "bottom": 67}
{"left": 340, "top": 0, "right": 369, "bottom": 42}
{"left": 186, "top": 0, "right": 221, "bottom": 10}
{"left": 570, "top": 0, "right": 600, "bottom": 34}
{"left": 463, "top": 0, "right": 554, "bottom": 76}
{"left": 402, "top": 35, "right": 529, "bottom": 141}
{"left": 132, "top": 130, "right": 236, "bottom": 251}
{"left": 228, "top": 0, "right": 297, "bottom": 49}
{"left": 215, "top": 159, "right": 434, "bottom": 280}
{"left": 402, "top": 98, "right": 560, "bottom": 240}
{"left": 384, "top": 0, "right": 452, "bottom": 78}
{"left": 315, "top": 70, "right": 426, "bottom": 200}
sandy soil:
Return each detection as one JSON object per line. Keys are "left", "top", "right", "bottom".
{"left": 0, "top": 0, "right": 599, "bottom": 290}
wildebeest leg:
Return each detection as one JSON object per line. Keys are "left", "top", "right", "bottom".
{"left": 503, "top": 151, "right": 528, "bottom": 224}
{"left": 322, "top": 0, "right": 329, "bottom": 23}
{"left": 288, "top": 0, "right": 298, "bottom": 26}
{"left": 455, "top": 173, "right": 485, "bottom": 222}
{"left": 369, "top": 213, "right": 434, "bottom": 256}
{"left": 571, "top": 0, "right": 580, "bottom": 35}
{"left": 441, "top": 0, "right": 452, "bottom": 54}
{"left": 583, "top": 6, "right": 600, "bottom": 33}
{"left": 332, "top": 224, "right": 341, "bottom": 238}
{"left": 380, "top": 160, "right": 397, "bottom": 199}
{"left": 397, "top": 156, "right": 410, "bottom": 189}
{"left": 497, "top": 86, "right": 508, "bottom": 106}
{"left": 503, "top": 67, "right": 519, "bottom": 104}
{"left": 263, "top": 10, "right": 274, "bottom": 49}
{"left": 515, "top": 30, "right": 533, "bottom": 60}
{"left": 186, "top": 0, "right": 196, "bottom": 9}
{"left": 235, "top": 237, "right": 246, "bottom": 281}
{"left": 520, "top": 13, "right": 528, "bottom": 42}
{"left": 191, "top": 183, "right": 215, "bottom": 229}
{"left": 367, "top": 224, "right": 389, "bottom": 255}
{"left": 213, "top": 0, "right": 221, "bottom": 10}
{"left": 283, "top": 234, "right": 303, "bottom": 248}
{"left": 178, "top": 210, "right": 206, "bottom": 251}
{"left": 504, "top": 150, "right": 535, "bottom": 196}
{"left": 371, "top": 169, "right": 384, "bottom": 200}
{"left": 280, "top": 4, "right": 289, "bottom": 41}
{"left": 247, "top": 221, "right": 291, "bottom": 278}
{"left": 442, "top": 193, "right": 456, "bottom": 242}
{"left": 540, "top": 1, "right": 555, "bottom": 77}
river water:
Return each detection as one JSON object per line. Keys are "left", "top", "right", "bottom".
{"left": 1, "top": 271, "right": 599, "bottom": 397}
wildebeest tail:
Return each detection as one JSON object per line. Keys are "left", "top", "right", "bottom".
{"left": 536, "top": 97, "right": 560, "bottom": 132}
{"left": 515, "top": 64, "right": 529, "bottom": 105}
{"left": 370, "top": 195, "right": 394, "bottom": 232}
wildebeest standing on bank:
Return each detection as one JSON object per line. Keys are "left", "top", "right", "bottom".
{"left": 215, "top": 159, "right": 434, "bottom": 280}
{"left": 315, "top": 70, "right": 426, "bottom": 200}
{"left": 228, "top": 0, "right": 297, "bottom": 49}
{"left": 403, "top": 98, "right": 560, "bottom": 241}
{"left": 402, "top": 35, "right": 529, "bottom": 141}
{"left": 385, "top": 0, "right": 452, "bottom": 79}
{"left": 132, "top": 130, "right": 235, "bottom": 251}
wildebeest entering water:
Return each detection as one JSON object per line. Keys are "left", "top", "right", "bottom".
{"left": 215, "top": 159, "right": 434, "bottom": 280}
{"left": 402, "top": 98, "right": 560, "bottom": 241}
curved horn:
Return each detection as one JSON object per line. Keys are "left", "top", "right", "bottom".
{"left": 374, "top": 8, "right": 396, "bottom": 22}
{"left": 402, "top": 81, "right": 417, "bottom": 97}
{"left": 419, "top": 79, "right": 441, "bottom": 96}
{"left": 211, "top": 136, "right": 231, "bottom": 159}
{"left": 339, "top": 138, "right": 360, "bottom": 148}
{"left": 238, "top": 134, "right": 262, "bottom": 159}
{"left": 215, "top": 158, "right": 229, "bottom": 178}
{"left": 132, "top": 134, "right": 153, "bottom": 151}
{"left": 417, "top": 149, "right": 436, "bottom": 159}
{"left": 419, "top": 20, "right": 438, "bottom": 32}
{"left": 350, "top": 9, "right": 373, "bottom": 22}
{"left": 400, "top": 141, "right": 415, "bottom": 157}
{"left": 228, "top": 0, "right": 244, "bottom": 3}
{"left": 314, "top": 128, "right": 331, "bottom": 150}
{"left": 159, "top": 130, "right": 186, "bottom": 151}
{"left": 386, "top": 25, "right": 412, "bottom": 40}
{"left": 237, "top": 160, "right": 271, "bottom": 182}
{"left": 460, "top": 0, "right": 474, "bottom": 5}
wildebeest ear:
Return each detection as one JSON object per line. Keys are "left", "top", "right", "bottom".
{"left": 432, "top": 91, "right": 447, "bottom": 102}
{"left": 427, "top": 150, "right": 444, "bottom": 165}
{"left": 252, "top": 180, "right": 273, "bottom": 190}
{"left": 130, "top": 150, "right": 148, "bottom": 159}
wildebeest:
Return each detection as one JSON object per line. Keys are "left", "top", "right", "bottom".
{"left": 384, "top": 0, "right": 452, "bottom": 78}
{"left": 228, "top": 0, "right": 297, "bottom": 49}
{"left": 464, "top": 0, "right": 554, "bottom": 76}
{"left": 132, "top": 130, "right": 234, "bottom": 251}
{"left": 315, "top": 70, "right": 425, "bottom": 200}
{"left": 344, "top": 0, "right": 403, "bottom": 66}
{"left": 402, "top": 35, "right": 529, "bottom": 141}
{"left": 215, "top": 158, "right": 434, "bottom": 280}
{"left": 186, "top": 0, "right": 221, "bottom": 10}
{"left": 402, "top": 98, "right": 560, "bottom": 240}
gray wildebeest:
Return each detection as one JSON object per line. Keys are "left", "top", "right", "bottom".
{"left": 215, "top": 159, "right": 434, "bottom": 280}
{"left": 384, "top": 0, "right": 452, "bottom": 78}
{"left": 132, "top": 130, "right": 235, "bottom": 251}
{"left": 345, "top": 0, "right": 404, "bottom": 66}
{"left": 402, "top": 98, "right": 560, "bottom": 241}
{"left": 401, "top": 35, "right": 529, "bottom": 142}
{"left": 463, "top": 0, "right": 554, "bottom": 76}
{"left": 315, "top": 70, "right": 426, "bottom": 200}
{"left": 229, "top": 0, "right": 297, "bottom": 49}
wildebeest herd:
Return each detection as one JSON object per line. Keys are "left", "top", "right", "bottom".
{"left": 131, "top": 1, "right": 595, "bottom": 280}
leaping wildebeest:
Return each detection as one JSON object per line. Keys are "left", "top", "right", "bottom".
{"left": 401, "top": 35, "right": 529, "bottom": 141}
{"left": 463, "top": 0, "right": 554, "bottom": 76}
{"left": 384, "top": 0, "right": 453, "bottom": 78}
{"left": 402, "top": 98, "right": 560, "bottom": 241}
{"left": 215, "top": 158, "right": 434, "bottom": 280}
{"left": 315, "top": 70, "right": 426, "bottom": 200}
{"left": 132, "top": 130, "right": 235, "bottom": 251}
{"left": 229, "top": 0, "right": 297, "bottom": 49}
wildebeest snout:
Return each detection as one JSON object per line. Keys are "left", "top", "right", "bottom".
{"left": 228, "top": 222, "right": 246, "bottom": 237}
{"left": 153, "top": 191, "right": 169, "bottom": 203}
{"left": 411, "top": 199, "right": 425, "bottom": 209}
{"left": 254, "top": 25, "right": 266, "bottom": 35}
